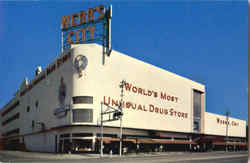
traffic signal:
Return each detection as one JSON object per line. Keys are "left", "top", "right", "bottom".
{"left": 113, "top": 111, "right": 123, "bottom": 120}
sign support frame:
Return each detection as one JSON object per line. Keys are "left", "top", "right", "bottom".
{"left": 99, "top": 80, "right": 125, "bottom": 157}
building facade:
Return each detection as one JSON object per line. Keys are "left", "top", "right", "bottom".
{"left": 0, "top": 44, "right": 247, "bottom": 153}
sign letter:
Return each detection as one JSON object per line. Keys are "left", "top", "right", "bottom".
{"left": 89, "top": 25, "right": 96, "bottom": 40}
{"left": 71, "top": 13, "right": 79, "bottom": 27}
{"left": 95, "top": 5, "right": 105, "bottom": 20}
{"left": 87, "top": 8, "right": 94, "bottom": 23}
{"left": 61, "top": 16, "right": 69, "bottom": 30}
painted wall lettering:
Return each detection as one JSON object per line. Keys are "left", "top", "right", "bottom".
{"left": 124, "top": 82, "right": 179, "bottom": 103}
{"left": 216, "top": 117, "right": 239, "bottom": 127}
{"left": 20, "top": 52, "right": 71, "bottom": 97}
{"left": 103, "top": 96, "right": 188, "bottom": 119}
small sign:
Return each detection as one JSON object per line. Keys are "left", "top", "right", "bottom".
{"left": 74, "top": 55, "right": 88, "bottom": 77}
{"left": 54, "top": 107, "right": 67, "bottom": 118}
{"left": 54, "top": 77, "right": 69, "bottom": 118}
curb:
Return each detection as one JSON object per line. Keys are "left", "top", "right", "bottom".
{"left": 0, "top": 150, "right": 247, "bottom": 160}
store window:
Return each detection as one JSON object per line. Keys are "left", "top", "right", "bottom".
{"left": 72, "top": 96, "right": 93, "bottom": 104}
{"left": 72, "top": 109, "right": 93, "bottom": 123}
{"left": 72, "top": 133, "right": 93, "bottom": 137}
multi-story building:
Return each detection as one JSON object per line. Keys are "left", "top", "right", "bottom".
{"left": 0, "top": 44, "right": 247, "bottom": 153}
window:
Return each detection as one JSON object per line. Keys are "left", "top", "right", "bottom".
{"left": 96, "top": 133, "right": 116, "bottom": 137}
{"left": 193, "top": 120, "right": 200, "bottom": 132}
{"left": 35, "top": 100, "right": 39, "bottom": 108}
{"left": 32, "top": 120, "right": 35, "bottom": 128}
{"left": 2, "top": 113, "right": 20, "bottom": 126}
{"left": 72, "top": 133, "right": 93, "bottom": 137}
{"left": 3, "top": 128, "right": 20, "bottom": 137}
{"left": 60, "top": 133, "right": 70, "bottom": 138}
{"left": 193, "top": 91, "right": 201, "bottom": 118}
{"left": 1, "top": 101, "right": 20, "bottom": 117}
{"left": 193, "top": 90, "right": 202, "bottom": 132}
{"left": 72, "top": 109, "right": 93, "bottom": 123}
{"left": 27, "top": 106, "right": 30, "bottom": 112}
{"left": 72, "top": 96, "right": 93, "bottom": 104}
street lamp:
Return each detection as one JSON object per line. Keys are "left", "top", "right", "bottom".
{"left": 99, "top": 80, "right": 126, "bottom": 157}
{"left": 119, "top": 80, "right": 126, "bottom": 157}
{"left": 226, "top": 110, "right": 230, "bottom": 152}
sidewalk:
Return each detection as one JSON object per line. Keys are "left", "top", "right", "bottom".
{"left": 0, "top": 150, "right": 247, "bottom": 160}
{"left": 0, "top": 150, "right": 186, "bottom": 160}
{"left": 0, "top": 150, "right": 99, "bottom": 160}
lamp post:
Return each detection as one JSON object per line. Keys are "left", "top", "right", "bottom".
{"left": 99, "top": 80, "right": 125, "bottom": 157}
{"left": 119, "top": 80, "right": 125, "bottom": 157}
{"left": 100, "top": 103, "right": 104, "bottom": 157}
{"left": 226, "top": 110, "right": 230, "bottom": 152}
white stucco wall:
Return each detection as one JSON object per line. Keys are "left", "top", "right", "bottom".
{"left": 24, "top": 132, "right": 56, "bottom": 152}
{"left": 204, "top": 112, "right": 246, "bottom": 137}
{"left": 0, "top": 43, "right": 247, "bottom": 153}
{"left": 0, "top": 51, "right": 74, "bottom": 136}
{"left": 71, "top": 44, "right": 205, "bottom": 133}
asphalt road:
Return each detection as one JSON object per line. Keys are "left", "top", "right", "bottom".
{"left": 0, "top": 151, "right": 247, "bottom": 163}
{"left": 179, "top": 157, "right": 247, "bottom": 163}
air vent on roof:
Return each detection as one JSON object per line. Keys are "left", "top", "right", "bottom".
{"left": 35, "top": 66, "right": 42, "bottom": 76}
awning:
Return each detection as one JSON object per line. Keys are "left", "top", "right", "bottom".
{"left": 213, "top": 141, "right": 247, "bottom": 146}
{"left": 137, "top": 139, "right": 155, "bottom": 144}
{"left": 97, "top": 138, "right": 197, "bottom": 145}
{"left": 110, "top": 138, "right": 136, "bottom": 144}
{"left": 198, "top": 136, "right": 224, "bottom": 143}
{"left": 96, "top": 137, "right": 114, "bottom": 144}
{"left": 137, "top": 138, "right": 196, "bottom": 145}
{"left": 96, "top": 137, "right": 136, "bottom": 144}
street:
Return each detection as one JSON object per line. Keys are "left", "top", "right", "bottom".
{"left": 0, "top": 151, "right": 247, "bottom": 163}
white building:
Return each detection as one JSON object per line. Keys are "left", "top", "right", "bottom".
{"left": 0, "top": 44, "right": 247, "bottom": 153}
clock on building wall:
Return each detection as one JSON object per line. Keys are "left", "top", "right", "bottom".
{"left": 74, "top": 54, "right": 88, "bottom": 77}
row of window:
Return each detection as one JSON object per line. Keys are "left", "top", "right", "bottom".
{"left": 193, "top": 90, "right": 202, "bottom": 132}
{"left": 60, "top": 133, "right": 93, "bottom": 138}
{"left": 26, "top": 100, "right": 39, "bottom": 113}
{"left": 1, "top": 101, "right": 20, "bottom": 117}
{"left": 2, "top": 113, "right": 20, "bottom": 126}
{"left": 72, "top": 96, "right": 93, "bottom": 104}
{"left": 25, "top": 96, "right": 92, "bottom": 113}
{"left": 25, "top": 97, "right": 94, "bottom": 125}
{"left": 72, "top": 109, "right": 93, "bottom": 123}
{"left": 2, "top": 96, "right": 91, "bottom": 116}
{"left": 2, "top": 128, "right": 20, "bottom": 137}
{"left": 72, "top": 96, "right": 93, "bottom": 123}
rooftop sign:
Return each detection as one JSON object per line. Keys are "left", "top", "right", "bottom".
{"left": 61, "top": 5, "right": 112, "bottom": 53}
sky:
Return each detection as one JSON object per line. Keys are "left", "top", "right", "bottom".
{"left": 0, "top": 1, "right": 248, "bottom": 122}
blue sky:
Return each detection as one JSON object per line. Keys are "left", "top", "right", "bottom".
{"left": 0, "top": 1, "right": 248, "bottom": 122}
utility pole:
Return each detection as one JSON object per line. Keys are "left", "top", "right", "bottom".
{"left": 99, "top": 80, "right": 125, "bottom": 157}
{"left": 100, "top": 103, "right": 104, "bottom": 157}
{"left": 226, "top": 110, "right": 230, "bottom": 152}
{"left": 119, "top": 80, "right": 125, "bottom": 157}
